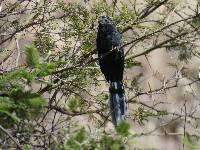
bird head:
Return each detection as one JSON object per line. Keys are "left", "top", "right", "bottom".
{"left": 98, "top": 15, "right": 112, "bottom": 26}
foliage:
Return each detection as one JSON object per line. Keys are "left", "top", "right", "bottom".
{"left": 182, "top": 132, "right": 198, "bottom": 150}
{"left": 56, "top": 123, "right": 130, "bottom": 150}
{"left": 0, "top": 63, "right": 46, "bottom": 129}
{"left": 25, "top": 45, "right": 40, "bottom": 68}
{"left": 133, "top": 107, "right": 167, "bottom": 125}
{"left": 67, "top": 96, "right": 81, "bottom": 111}
{"left": 125, "top": 58, "right": 142, "bottom": 68}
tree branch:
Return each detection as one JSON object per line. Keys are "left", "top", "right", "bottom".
{"left": 0, "top": 125, "right": 23, "bottom": 150}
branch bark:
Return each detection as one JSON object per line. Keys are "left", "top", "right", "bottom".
{"left": 0, "top": 125, "right": 23, "bottom": 150}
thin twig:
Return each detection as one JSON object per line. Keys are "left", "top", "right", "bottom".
{"left": 0, "top": 125, "right": 23, "bottom": 150}
{"left": 15, "top": 38, "right": 20, "bottom": 68}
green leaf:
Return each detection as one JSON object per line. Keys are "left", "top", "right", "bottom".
{"left": 116, "top": 121, "right": 130, "bottom": 136}
{"left": 67, "top": 96, "right": 80, "bottom": 111}
{"left": 182, "top": 132, "right": 196, "bottom": 150}
{"left": 65, "top": 138, "right": 80, "bottom": 150}
{"left": 0, "top": 98, "right": 13, "bottom": 111}
{"left": 82, "top": 41, "right": 93, "bottom": 52}
{"left": 125, "top": 58, "right": 141, "bottom": 68}
{"left": 23, "top": 144, "right": 31, "bottom": 150}
{"left": 28, "top": 97, "right": 46, "bottom": 108}
{"left": 100, "top": 135, "right": 123, "bottom": 150}
{"left": 0, "top": 110, "right": 20, "bottom": 123}
{"left": 35, "top": 63, "right": 56, "bottom": 77}
{"left": 111, "top": 142, "right": 121, "bottom": 150}
{"left": 25, "top": 45, "right": 40, "bottom": 68}
{"left": 75, "top": 127, "right": 87, "bottom": 143}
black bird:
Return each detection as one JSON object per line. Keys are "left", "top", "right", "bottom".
{"left": 96, "top": 16, "right": 127, "bottom": 126}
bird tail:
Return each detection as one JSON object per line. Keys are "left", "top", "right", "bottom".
{"left": 109, "top": 81, "right": 127, "bottom": 126}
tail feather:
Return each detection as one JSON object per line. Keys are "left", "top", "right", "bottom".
{"left": 109, "top": 81, "right": 127, "bottom": 126}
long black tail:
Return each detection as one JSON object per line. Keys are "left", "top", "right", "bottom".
{"left": 109, "top": 81, "right": 127, "bottom": 126}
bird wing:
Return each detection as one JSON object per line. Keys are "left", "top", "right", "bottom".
{"left": 105, "top": 25, "right": 122, "bottom": 47}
